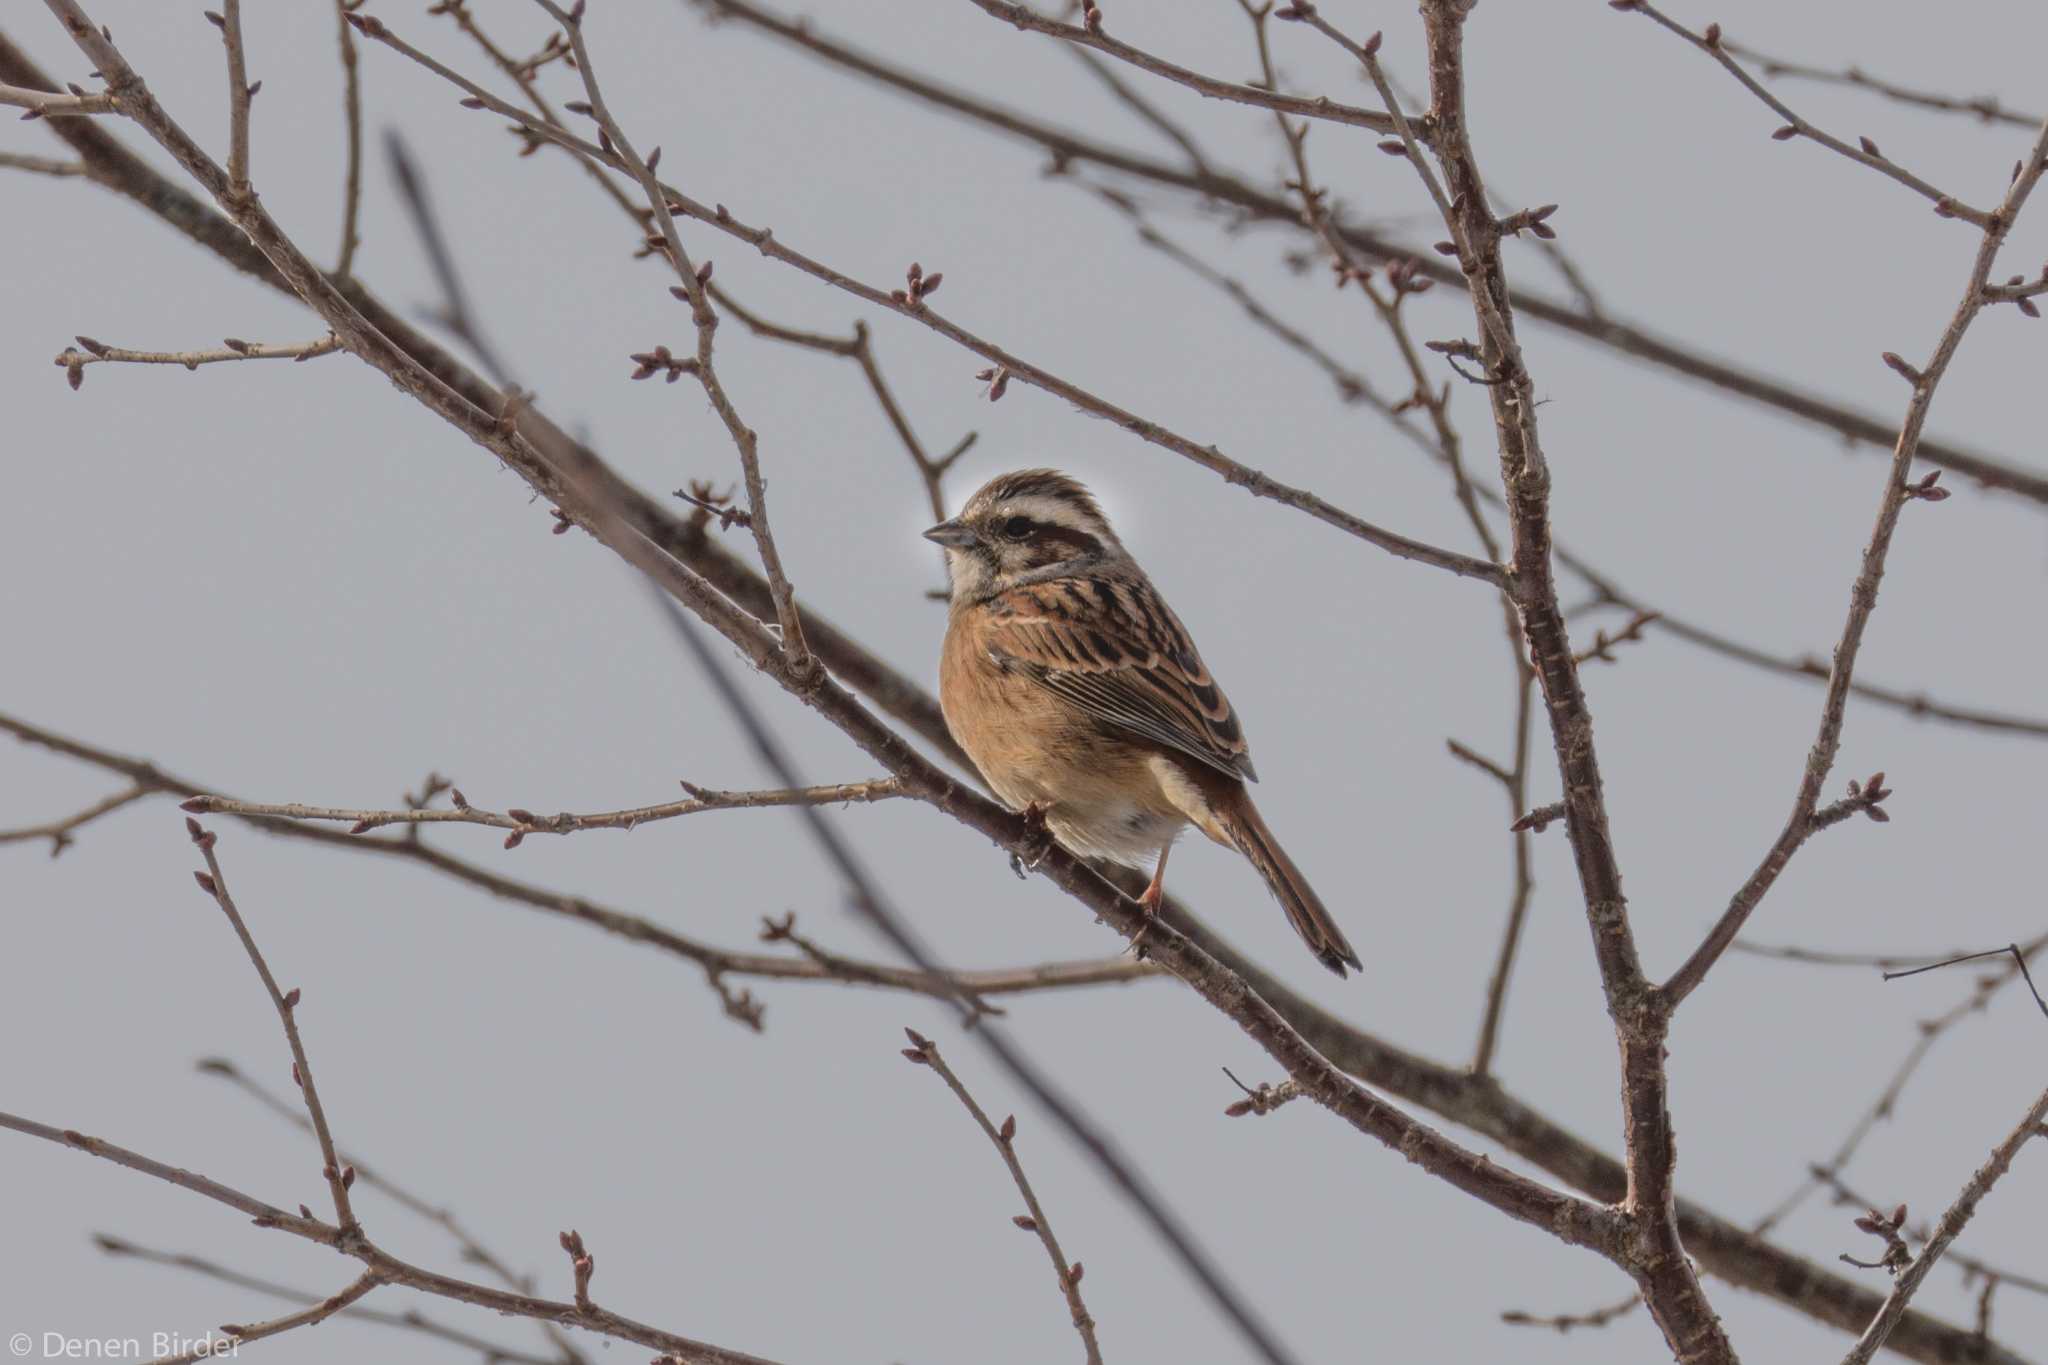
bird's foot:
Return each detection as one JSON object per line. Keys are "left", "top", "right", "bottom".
{"left": 1008, "top": 803, "right": 1055, "bottom": 879}
{"left": 1125, "top": 880, "right": 1164, "bottom": 960}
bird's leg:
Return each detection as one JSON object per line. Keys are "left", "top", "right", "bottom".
{"left": 1139, "top": 842, "right": 1171, "bottom": 913}
{"left": 1008, "top": 801, "right": 1055, "bottom": 879}
{"left": 1127, "top": 843, "right": 1170, "bottom": 958}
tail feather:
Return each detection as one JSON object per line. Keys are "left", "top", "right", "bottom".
{"left": 1215, "top": 790, "right": 1362, "bottom": 978}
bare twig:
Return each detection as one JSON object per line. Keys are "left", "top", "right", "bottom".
{"left": 0, "top": 149, "right": 86, "bottom": 175}
{"left": 1220, "top": 1069, "right": 1304, "bottom": 1119}
{"left": 1750, "top": 934, "right": 2048, "bottom": 1237}
{"left": 689, "top": 0, "right": 2048, "bottom": 508}
{"left": 1501, "top": 1291, "right": 1642, "bottom": 1333}
{"left": 214, "top": 0, "right": 253, "bottom": 199}
{"left": 384, "top": 132, "right": 514, "bottom": 385}
{"left": 185, "top": 820, "right": 360, "bottom": 1231}
{"left": 0, "top": 781, "right": 146, "bottom": 855}
{"left": 710, "top": 287, "right": 972, "bottom": 525}
{"left": 1841, "top": 1087, "right": 2048, "bottom": 1364}
{"left": 962, "top": 0, "right": 1402, "bottom": 135}
{"left": 1619, "top": 5, "right": 1992, "bottom": 227}
{"left": 339, "top": 12, "right": 1505, "bottom": 585}
{"left": 903, "top": 1031, "right": 1102, "bottom": 1365}
{"left": 164, "top": 1269, "right": 382, "bottom": 1364}
{"left": 1666, "top": 114, "right": 2048, "bottom": 1006}
{"left": 182, "top": 778, "right": 906, "bottom": 845}
{"left": 94, "top": 1235, "right": 563, "bottom": 1365}
{"left": 1725, "top": 41, "right": 2038, "bottom": 131}
{"left": 0, "top": 76, "right": 115, "bottom": 115}
{"left": 6, "top": 708, "right": 2013, "bottom": 1362}
{"left": 53, "top": 332, "right": 342, "bottom": 387}
{"left": 332, "top": 0, "right": 364, "bottom": 277}
{"left": 197, "top": 1056, "right": 590, "bottom": 1365}
{"left": 534, "top": 0, "right": 815, "bottom": 681}
{"left": 2, "top": 709, "right": 1155, "bottom": 1018}
{"left": 1803, "top": 1166, "right": 2048, "bottom": 1300}
{"left": 1, "top": 1105, "right": 786, "bottom": 1365}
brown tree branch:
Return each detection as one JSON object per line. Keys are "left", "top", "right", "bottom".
{"left": 1, "top": 710, "right": 1154, "bottom": 1016}
{"left": 0, "top": 75, "right": 115, "bottom": 114}
{"left": 166, "top": 1269, "right": 382, "bottom": 1364}
{"left": 1724, "top": 41, "right": 2038, "bottom": 131}
{"left": 197, "top": 1056, "right": 590, "bottom": 1365}
{"left": 40, "top": 0, "right": 1627, "bottom": 1286}
{"left": 961, "top": 0, "right": 1404, "bottom": 136}
{"left": 6, "top": 15, "right": 2027, "bottom": 1353}
{"left": 212, "top": 0, "right": 252, "bottom": 199}
{"left": 708, "top": 286, "right": 974, "bottom": 526}
{"left": 339, "top": 10, "right": 1506, "bottom": 586}
{"left": 534, "top": 0, "right": 815, "bottom": 683}
{"left": 904, "top": 1032, "right": 1102, "bottom": 1365}
{"left": 53, "top": 331, "right": 342, "bottom": 385}
{"left": 331, "top": 0, "right": 363, "bottom": 278}
{"left": 0, "top": 780, "right": 146, "bottom": 855}
{"left": 685, "top": 0, "right": 2048, "bottom": 508}
{"left": 1665, "top": 115, "right": 2048, "bottom": 1006}
{"left": 7, "top": 712, "right": 2018, "bottom": 1363}
{"left": 1750, "top": 933, "right": 2048, "bottom": 1239}
{"left": 1841, "top": 1087, "right": 2048, "bottom": 1364}
{"left": 1619, "top": 4, "right": 1992, "bottom": 226}
{"left": 1392, "top": 2, "right": 1725, "bottom": 1355}
{"left": 94, "top": 1235, "right": 565, "bottom": 1365}
{"left": 1, "top": 1107, "right": 788, "bottom": 1365}
{"left": 182, "top": 778, "right": 906, "bottom": 843}
{"left": 186, "top": 820, "right": 360, "bottom": 1232}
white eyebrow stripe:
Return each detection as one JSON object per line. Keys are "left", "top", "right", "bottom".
{"left": 995, "top": 494, "right": 1104, "bottom": 531}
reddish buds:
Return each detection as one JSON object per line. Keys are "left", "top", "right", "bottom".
{"left": 902, "top": 262, "right": 943, "bottom": 306}
{"left": 1771, "top": 125, "right": 1798, "bottom": 141}
{"left": 1858, "top": 135, "right": 1883, "bottom": 159}
{"left": 1012, "top": 1215, "right": 1038, "bottom": 1231}
{"left": 193, "top": 870, "right": 218, "bottom": 896}
{"left": 999, "top": 1114, "right": 1017, "bottom": 1143}
{"left": 1904, "top": 470, "right": 1949, "bottom": 503}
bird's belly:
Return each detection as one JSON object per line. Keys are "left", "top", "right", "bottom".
{"left": 940, "top": 625, "right": 1186, "bottom": 866}
{"left": 977, "top": 749, "right": 1187, "bottom": 868}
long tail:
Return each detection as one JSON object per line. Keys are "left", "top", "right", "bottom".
{"left": 1212, "top": 788, "right": 1362, "bottom": 978}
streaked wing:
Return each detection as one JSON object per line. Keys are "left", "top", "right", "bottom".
{"left": 983, "top": 577, "right": 1256, "bottom": 782}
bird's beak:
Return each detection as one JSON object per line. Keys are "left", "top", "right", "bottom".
{"left": 923, "top": 519, "right": 977, "bottom": 548}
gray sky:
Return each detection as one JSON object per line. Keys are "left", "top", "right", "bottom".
{"left": 4, "top": 1, "right": 2046, "bottom": 1361}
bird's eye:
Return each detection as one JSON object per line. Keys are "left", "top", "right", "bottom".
{"left": 1001, "top": 516, "right": 1035, "bottom": 541}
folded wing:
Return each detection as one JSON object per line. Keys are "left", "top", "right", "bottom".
{"left": 983, "top": 577, "right": 1257, "bottom": 783}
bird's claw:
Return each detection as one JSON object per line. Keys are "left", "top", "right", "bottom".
{"left": 1009, "top": 802, "right": 1055, "bottom": 875}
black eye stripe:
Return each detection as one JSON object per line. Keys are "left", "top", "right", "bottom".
{"left": 992, "top": 516, "right": 1104, "bottom": 557}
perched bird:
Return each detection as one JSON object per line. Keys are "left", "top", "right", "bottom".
{"left": 927, "top": 469, "right": 1362, "bottom": 976}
